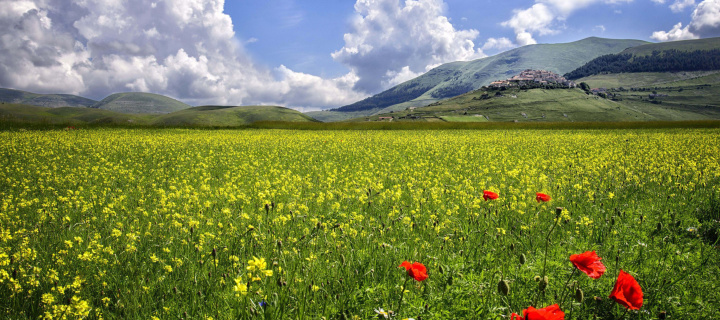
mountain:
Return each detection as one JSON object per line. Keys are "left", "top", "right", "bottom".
{"left": 565, "top": 37, "right": 720, "bottom": 79}
{"left": 354, "top": 69, "right": 720, "bottom": 123}
{"left": 0, "top": 88, "right": 97, "bottom": 108}
{"left": 92, "top": 92, "right": 191, "bottom": 114}
{"left": 307, "top": 37, "right": 649, "bottom": 122}
{"left": 151, "top": 105, "right": 319, "bottom": 126}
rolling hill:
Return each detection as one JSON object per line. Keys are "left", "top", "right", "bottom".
{"left": 356, "top": 68, "right": 720, "bottom": 123}
{"left": 151, "top": 105, "right": 319, "bottom": 126}
{"left": 307, "top": 37, "right": 649, "bottom": 122}
{"left": 92, "top": 92, "right": 191, "bottom": 114}
{"left": 0, "top": 88, "right": 97, "bottom": 108}
{"left": 0, "top": 104, "right": 317, "bottom": 127}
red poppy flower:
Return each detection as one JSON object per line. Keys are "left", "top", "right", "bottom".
{"left": 609, "top": 270, "right": 643, "bottom": 310}
{"left": 399, "top": 261, "right": 428, "bottom": 282}
{"left": 483, "top": 190, "right": 499, "bottom": 201}
{"left": 510, "top": 304, "right": 565, "bottom": 320}
{"left": 569, "top": 251, "right": 606, "bottom": 279}
{"left": 536, "top": 192, "right": 551, "bottom": 202}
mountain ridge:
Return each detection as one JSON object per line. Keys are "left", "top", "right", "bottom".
{"left": 307, "top": 37, "right": 650, "bottom": 121}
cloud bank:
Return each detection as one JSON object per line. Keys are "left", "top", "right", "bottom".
{"left": 0, "top": 0, "right": 365, "bottom": 110}
{"left": 0, "top": 0, "right": 494, "bottom": 110}
{"left": 652, "top": 0, "right": 720, "bottom": 41}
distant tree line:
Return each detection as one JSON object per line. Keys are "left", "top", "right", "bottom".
{"left": 564, "top": 49, "right": 720, "bottom": 79}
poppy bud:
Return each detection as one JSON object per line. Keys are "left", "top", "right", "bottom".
{"left": 173, "top": 287, "right": 178, "bottom": 294}
{"left": 190, "top": 226, "right": 194, "bottom": 234}
{"left": 534, "top": 275, "right": 541, "bottom": 282}
{"left": 611, "top": 217, "right": 615, "bottom": 225}
{"left": 197, "top": 291, "right": 201, "bottom": 297}
{"left": 212, "top": 248, "right": 216, "bottom": 258}
{"left": 659, "top": 311, "right": 667, "bottom": 319}
{"left": 447, "top": 275, "right": 453, "bottom": 286}
{"left": 538, "top": 276, "right": 548, "bottom": 291}
{"left": 498, "top": 279, "right": 510, "bottom": 296}
{"left": 509, "top": 243, "right": 515, "bottom": 251}
{"left": 265, "top": 203, "right": 270, "bottom": 214}
{"left": 656, "top": 222, "right": 663, "bottom": 231}
{"left": 555, "top": 207, "right": 563, "bottom": 218}
{"left": 277, "top": 240, "right": 282, "bottom": 248}
{"left": 574, "top": 288, "right": 584, "bottom": 303}
{"left": 519, "top": 253, "right": 526, "bottom": 265}
{"left": 438, "top": 265, "right": 444, "bottom": 274}
{"left": 675, "top": 220, "right": 681, "bottom": 228}
{"left": 12, "top": 269, "right": 17, "bottom": 279}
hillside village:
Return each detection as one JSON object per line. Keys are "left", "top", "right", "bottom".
{"left": 489, "top": 69, "right": 576, "bottom": 89}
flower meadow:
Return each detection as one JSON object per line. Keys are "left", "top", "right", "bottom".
{"left": 0, "top": 128, "right": 719, "bottom": 319}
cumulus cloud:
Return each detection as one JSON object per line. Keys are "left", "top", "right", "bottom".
{"left": 0, "top": 0, "right": 365, "bottom": 110}
{"left": 500, "top": 0, "right": 632, "bottom": 45}
{"left": 651, "top": 22, "right": 699, "bottom": 40}
{"left": 331, "top": 0, "right": 485, "bottom": 94}
{"left": 481, "top": 37, "right": 516, "bottom": 51}
{"left": 652, "top": 0, "right": 720, "bottom": 41}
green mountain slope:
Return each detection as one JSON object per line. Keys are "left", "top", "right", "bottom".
{"left": 151, "top": 105, "right": 319, "bottom": 126}
{"left": 0, "top": 88, "right": 97, "bottom": 108}
{"left": 93, "top": 92, "right": 191, "bottom": 114}
{"left": 356, "top": 84, "right": 720, "bottom": 123}
{"left": 310, "top": 37, "right": 648, "bottom": 122}
{"left": 565, "top": 37, "right": 720, "bottom": 79}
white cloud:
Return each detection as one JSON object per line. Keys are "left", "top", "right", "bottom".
{"left": 670, "top": 0, "right": 696, "bottom": 12}
{"left": 500, "top": 0, "right": 633, "bottom": 46}
{"left": 0, "top": 0, "right": 364, "bottom": 110}
{"left": 652, "top": 0, "right": 720, "bottom": 41}
{"left": 594, "top": 25, "right": 607, "bottom": 33}
{"left": 516, "top": 32, "right": 538, "bottom": 46}
{"left": 689, "top": 0, "right": 720, "bottom": 35}
{"left": 652, "top": 0, "right": 666, "bottom": 3}
{"left": 651, "top": 22, "right": 699, "bottom": 40}
{"left": 481, "top": 37, "right": 516, "bottom": 51}
{"left": 331, "top": 0, "right": 485, "bottom": 93}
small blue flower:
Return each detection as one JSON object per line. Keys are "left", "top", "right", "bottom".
{"left": 258, "top": 300, "right": 268, "bottom": 308}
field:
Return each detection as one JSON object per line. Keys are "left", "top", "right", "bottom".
{"left": 1, "top": 128, "right": 719, "bottom": 319}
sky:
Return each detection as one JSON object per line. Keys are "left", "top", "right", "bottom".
{"left": 2, "top": 0, "right": 720, "bottom": 111}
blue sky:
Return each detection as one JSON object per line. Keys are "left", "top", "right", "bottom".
{"left": 227, "top": 0, "right": 701, "bottom": 78}
{"left": 1, "top": 0, "right": 719, "bottom": 110}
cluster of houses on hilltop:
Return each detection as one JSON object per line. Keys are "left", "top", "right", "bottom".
{"left": 489, "top": 70, "right": 576, "bottom": 89}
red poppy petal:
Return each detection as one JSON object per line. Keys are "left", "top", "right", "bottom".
{"left": 399, "top": 261, "right": 412, "bottom": 270}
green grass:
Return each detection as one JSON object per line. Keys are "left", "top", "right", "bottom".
{"left": 578, "top": 71, "right": 720, "bottom": 89}
{"left": 1, "top": 128, "right": 718, "bottom": 319}
{"left": 439, "top": 115, "right": 489, "bottom": 122}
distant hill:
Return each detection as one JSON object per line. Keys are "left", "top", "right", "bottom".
{"left": 565, "top": 37, "right": 720, "bottom": 79}
{"left": 0, "top": 88, "right": 97, "bottom": 108}
{"left": 92, "top": 92, "right": 191, "bottom": 114}
{"left": 0, "top": 103, "right": 149, "bottom": 125}
{"left": 355, "top": 69, "right": 720, "bottom": 123}
{"left": 308, "top": 37, "right": 649, "bottom": 122}
{"left": 0, "top": 104, "right": 317, "bottom": 127}
{"left": 152, "top": 105, "right": 318, "bottom": 126}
